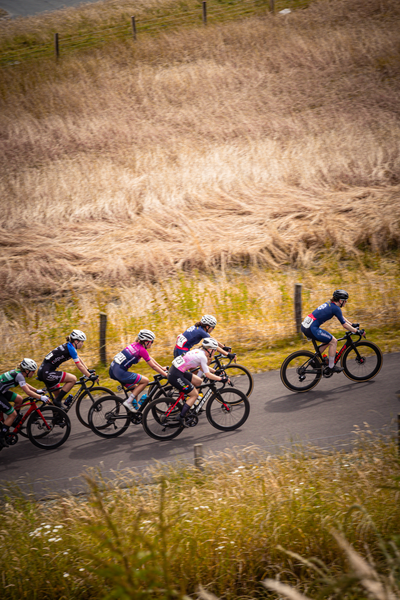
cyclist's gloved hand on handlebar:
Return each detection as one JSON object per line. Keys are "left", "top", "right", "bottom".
{"left": 220, "top": 376, "right": 229, "bottom": 384}
{"left": 356, "top": 328, "right": 366, "bottom": 337}
{"left": 227, "top": 352, "right": 236, "bottom": 360}
{"left": 351, "top": 323, "right": 360, "bottom": 328}
{"left": 88, "top": 369, "right": 96, "bottom": 374}
{"left": 40, "top": 395, "right": 50, "bottom": 403}
{"left": 222, "top": 346, "right": 232, "bottom": 352}
{"left": 89, "top": 374, "right": 98, "bottom": 381}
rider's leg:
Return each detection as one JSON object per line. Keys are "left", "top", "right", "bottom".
{"left": 54, "top": 373, "right": 76, "bottom": 406}
{"left": 327, "top": 337, "right": 338, "bottom": 368}
{"left": 123, "top": 375, "right": 149, "bottom": 411}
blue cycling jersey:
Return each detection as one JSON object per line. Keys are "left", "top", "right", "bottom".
{"left": 175, "top": 326, "right": 210, "bottom": 351}
{"left": 311, "top": 301, "right": 346, "bottom": 326}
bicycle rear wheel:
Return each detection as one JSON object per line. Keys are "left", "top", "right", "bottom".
{"left": 206, "top": 388, "right": 250, "bottom": 431}
{"left": 280, "top": 351, "right": 322, "bottom": 392}
{"left": 27, "top": 406, "right": 71, "bottom": 449}
{"left": 215, "top": 364, "right": 254, "bottom": 398}
{"left": 88, "top": 396, "right": 130, "bottom": 438}
{"left": 342, "top": 341, "right": 383, "bottom": 382}
{"left": 142, "top": 397, "right": 184, "bottom": 441}
{"left": 75, "top": 386, "right": 116, "bottom": 428}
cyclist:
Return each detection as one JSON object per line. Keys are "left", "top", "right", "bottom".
{"left": 0, "top": 359, "right": 49, "bottom": 449}
{"left": 37, "top": 330, "right": 95, "bottom": 408}
{"left": 168, "top": 337, "right": 230, "bottom": 427}
{"left": 109, "top": 329, "right": 168, "bottom": 413}
{"left": 174, "top": 315, "right": 236, "bottom": 366}
{"left": 301, "top": 289, "right": 365, "bottom": 374}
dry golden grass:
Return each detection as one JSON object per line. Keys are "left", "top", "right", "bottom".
{"left": 0, "top": 0, "right": 399, "bottom": 305}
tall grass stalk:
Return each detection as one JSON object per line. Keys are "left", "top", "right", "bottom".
{"left": 1, "top": 433, "right": 399, "bottom": 599}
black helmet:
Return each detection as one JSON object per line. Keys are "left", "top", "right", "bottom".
{"left": 332, "top": 289, "right": 349, "bottom": 301}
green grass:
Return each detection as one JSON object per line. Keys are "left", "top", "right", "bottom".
{"left": 0, "top": 0, "right": 314, "bottom": 65}
{"left": 1, "top": 435, "right": 400, "bottom": 599}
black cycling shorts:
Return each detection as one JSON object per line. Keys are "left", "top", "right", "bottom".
{"left": 37, "top": 366, "right": 66, "bottom": 391}
{"left": 0, "top": 391, "right": 15, "bottom": 415}
{"left": 167, "top": 365, "right": 194, "bottom": 395}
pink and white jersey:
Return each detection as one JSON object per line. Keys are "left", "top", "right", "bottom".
{"left": 172, "top": 348, "right": 209, "bottom": 374}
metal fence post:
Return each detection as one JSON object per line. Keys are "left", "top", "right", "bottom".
{"left": 194, "top": 443, "right": 204, "bottom": 470}
{"left": 131, "top": 16, "right": 137, "bottom": 41}
{"left": 54, "top": 33, "right": 59, "bottom": 58}
{"left": 202, "top": 1, "right": 207, "bottom": 25}
{"left": 294, "top": 283, "right": 302, "bottom": 335}
{"left": 99, "top": 312, "right": 107, "bottom": 366}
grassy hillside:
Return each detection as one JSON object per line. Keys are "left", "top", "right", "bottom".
{"left": 0, "top": 0, "right": 399, "bottom": 366}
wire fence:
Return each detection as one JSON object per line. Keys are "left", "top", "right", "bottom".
{"left": 0, "top": 0, "right": 275, "bottom": 67}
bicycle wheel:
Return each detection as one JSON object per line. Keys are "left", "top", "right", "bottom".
{"left": 342, "top": 341, "right": 383, "bottom": 382}
{"left": 206, "top": 388, "right": 250, "bottom": 431}
{"left": 27, "top": 406, "right": 71, "bottom": 450}
{"left": 75, "top": 386, "right": 117, "bottom": 428}
{"left": 142, "top": 397, "right": 184, "bottom": 441}
{"left": 215, "top": 364, "right": 254, "bottom": 398}
{"left": 88, "top": 396, "right": 130, "bottom": 438}
{"left": 17, "top": 400, "right": 46, "bottom": 439}
{"left": 280, "top": 351, "right": 322, "bottom": 392}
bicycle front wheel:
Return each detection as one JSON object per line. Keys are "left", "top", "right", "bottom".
{"left": 342, "top": 341, "right": 383, "bottom": 382}
{"left": 280, "top": 351, "right": 322, "bottom": 392}
{"left": 27, "top": 406, "right": 71, "bottom": 449}
{"left": 75, "top": 386, "right": 117, "bottom": 428}
{"left": 206, "top": 388, "right": 250, "bottom": 431}
{"left": 88, "top": 396, "right": 130, "bottom": 438}
{"left": 215, "top": 364, "right": 254, "bottom": 398}
{"left": 18, "top": 400, "right": 46, "bottom": 438}
{"left": 142, "top": 397, "right": 184, "bottom": 441}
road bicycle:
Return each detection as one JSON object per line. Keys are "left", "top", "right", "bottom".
{"left": 88, "top": 373, "right": 169, "bottom": 439}
{"left": 0, "top": 397, "right": 71, "bottom": 450}
{"left": 142, "top": 378, "right": 250, "bottom": 441}
{"left": 280, "top": 327, "right": 383, "bottom": 393}
{"left": 210, "top": 350, "right": 254, "bottom": 397}
{"left": 42, "top": 374, "right": 116, "bottom": 429}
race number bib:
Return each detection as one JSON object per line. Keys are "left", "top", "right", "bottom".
{"left": 301, "top": 316, "right": 314, "bottom": 329}
{"left": 113, "top": 352, "right": 126, "bottom": 365}
{"left": 176, "top": 334, "right": 187, "bottom": 349}
{"left": 172, "top": 355, "right": 185, "bottom": 368}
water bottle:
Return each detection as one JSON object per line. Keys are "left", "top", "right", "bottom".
{"left": 64, "top": 394, "right": 74, "bottom": 408}
{"left": 194, "top": 393, "right": 203, "bottom": 407}
{"left": 139, "top": 394, "right": 148, "bottom": 407}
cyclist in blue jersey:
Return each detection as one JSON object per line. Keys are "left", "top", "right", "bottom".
{"left": 301, "top": 290, "right": 365, "bottom": 374}
{"left": 174, "top": 315, "right": 236, "bottom": 364}
{"left": 0, "top": 358, "right": 50, "bottom": 449}
{"left": 38, "top": 329, "right": 96, "bottom": 408}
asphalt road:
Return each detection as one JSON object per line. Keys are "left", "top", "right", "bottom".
{"left": 0, "top": 0, "right": 100, "bottom": 18}
{"left": 1, "top": 352, "right": 399, "bottom": 498}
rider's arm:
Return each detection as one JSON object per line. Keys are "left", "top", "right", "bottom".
{"left": 67, "top": 342, "right": 92, "bottom": 378}
{"left": 147, "top": 357, "right": 168, "bottom": 377}
{"left": 75, "top": 360, "right": 92, "bottom": 378}
{"left": 20, "top": 383, "right": 47, "bottom": 401}
{"left": 343, "top": 321, "right": 361, "bottom": 334}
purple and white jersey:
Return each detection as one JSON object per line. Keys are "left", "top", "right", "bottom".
{"left": 172, "top": 348, "right": 209, "bottom": 374}
{"left": 111, "top": 342, "right": 151, "bottom": 371}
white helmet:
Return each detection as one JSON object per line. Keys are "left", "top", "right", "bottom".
{"left": 70, "top": 329, "right": 86, "bottom": 342}
{"left": 20, "top": 358, "right": 38, "bottom": 372}
{"left": 201, "top": 315, "right": 217, "bottom": 328}
{"left": 202, "top": 337, "right": 219, "bottom": 351}
{"left": 137, "top": 329, "right": 156, "bottom": 342}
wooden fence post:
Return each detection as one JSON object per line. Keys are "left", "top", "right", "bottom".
{"left": 269, "top": 0, "right": 275, "bottom": 13}
{"left": 202, "top": 1, "right": 207, "bottom": 25}
{"left": 398, "top": 414, "right": 400, "bottom": 456}
{"left": 194, "top": 443, "right": 204, "bottom": 470}
{"left": 99, "top": 312, "right": 107, "bottom": 366}
{"left": 131, "top": 16, "right": 137, "bottom": 41}
{"left": 294, "top": 283, "right": 302, "bottom": 335}
{"left": 54, "top": 33, "right": 59, "bottom": 58}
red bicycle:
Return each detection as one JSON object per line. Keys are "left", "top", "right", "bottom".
{"left": 0, "top": 397, "right": 71, "bottom": 450}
